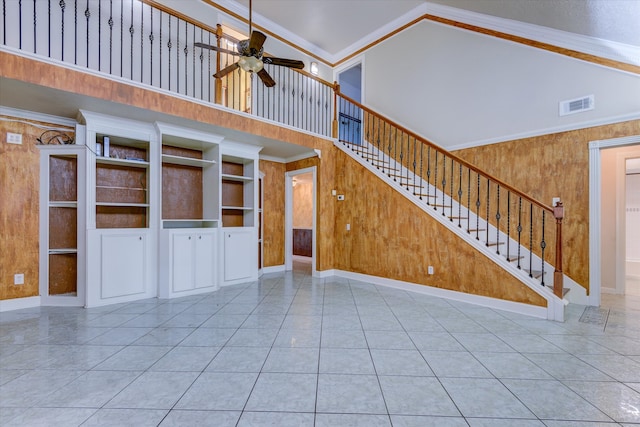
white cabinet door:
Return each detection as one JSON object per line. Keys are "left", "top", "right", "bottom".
{"left": 194, "top": 232, "right": 216, "bottom": 288}
{"left": 224, "top": 229, "right": 255, "bottom": 281}
{"left": 172, "top": 232, "right": 194, "bottom": 292}
{"left": 101, "top": 233, "right": 146, "bottom": 299}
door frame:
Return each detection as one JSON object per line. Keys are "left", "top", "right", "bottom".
{"left": 285, "top": 166, "right": 317, "bottom": 275}
{"left": 589, "top": 135, "right": 640, "bottom": 305}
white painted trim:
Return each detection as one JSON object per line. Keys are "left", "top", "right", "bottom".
{"left": 423, "top": 3, "right": 640, "bottom": 67}
{"left": 589, "top": 135, "right": 640, "bottom": 305}
{"left": 334, "top": 269, "right": 548, "bottom": 319}
{"left": 0, "top": 106, "right": 77, "bottom": 129}
{"left": 315, "top": 269, "right": 336, "bottom": 278}
{"left": 0, "top": 296, "right": 41, "bottom": 312}
{"left": 260, "top": 150, "right": 319, "bottom": 164}
{"left": 262, "top": 265, "right": 286, "bottom": 274}
{"left": 285, "top": 167, "right": 317, "bottom": 276}
{"left": 448, "top": 112, "right": 640, "bottom": 152}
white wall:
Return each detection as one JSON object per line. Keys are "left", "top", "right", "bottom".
{"left": 364, "top": 20, "right": 640, "bottom": 149}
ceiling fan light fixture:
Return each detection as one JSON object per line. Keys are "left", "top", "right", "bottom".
{"left": 238, "top": 56, "right": 264, "bottom": 73}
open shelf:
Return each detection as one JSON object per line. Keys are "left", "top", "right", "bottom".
{"left": 49, "top": 248, "right": 78, "bottom": 254}
{"left": 162, "top": 154, "right": 216, "bottom": 167}
{"left": 96, "top": 156, "right": 149, "bottom": 168}
{"left": 221, "top": 173, "right": 253, "bottom": 182}
{"left": 162, "top": 219, "right": 220, "bottom": 229}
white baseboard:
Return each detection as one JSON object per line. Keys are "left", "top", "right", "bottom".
{"left": 333, "top": 269, "right": 548, "bottom": 319}
{"left": 0, "top": 296, "right": 41, "bottom": 312}
{"left": 315, "top": 269, "right": 336, "bottom": 278}
{"left": 262, "top": 265, "right": 286, "bottom": 275}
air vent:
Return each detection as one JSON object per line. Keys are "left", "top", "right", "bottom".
{"left": 559, "top": 95, "right": 594, "bottom": 116}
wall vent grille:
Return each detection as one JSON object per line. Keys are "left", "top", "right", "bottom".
{"left": 559, "top": 95, "right": 594, "bottom": 116}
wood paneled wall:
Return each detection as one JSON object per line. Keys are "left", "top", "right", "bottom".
{"left": 332, "top": 149, "right": 546, "bottom": 306}
{"left": 0, "top": 117, "right": 74, "bottom": 300}
{"left": 454, "top": 119, "right": 640, "bottom": 294}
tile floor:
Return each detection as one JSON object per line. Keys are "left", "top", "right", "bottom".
{"left": 1, "top": 259, "right": 640, "bottom": 426}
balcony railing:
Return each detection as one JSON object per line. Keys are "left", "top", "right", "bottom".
{"left": 0, "top": 0, "right": 333, "bottom": 137}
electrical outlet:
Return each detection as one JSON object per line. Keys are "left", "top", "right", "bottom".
{"left": 14, "top": 273, "right": 24, "bottom": 285}
{"left": 346, "top": 223, "right": 350, "bottom": 231}
{"left": 7, "top": 132, "right": 22, "bottom": 145}
{"left": 428, "top": 266, "right": 434, "bottom": 275}
{"left": 552, "top": 197, "right": 560, "bottom": 206}
{"left": 332, "top": 190, "right": 337, "bottom": 196}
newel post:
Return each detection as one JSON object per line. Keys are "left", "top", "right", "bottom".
{"left": 214, "top": 24, "right": 223, "bottom": 105}
{"left": 553, "top": 201, "right": 564, "bottom": 298}
{"left": 332, "top": 82, "right": 340, "bottom": 139}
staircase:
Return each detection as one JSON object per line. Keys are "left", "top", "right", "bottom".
{"left": 334, "top": 94, "right": 569, "bottom": 321}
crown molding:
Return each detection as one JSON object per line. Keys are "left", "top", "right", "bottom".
{"left": 0, "top": 105, "right": 77, "bottom": 128}
{"left": 448, "top": 112, "right": 640, "bottom": 152}
{"left": 423, "top": 2, "right": 640, "bottom": 68}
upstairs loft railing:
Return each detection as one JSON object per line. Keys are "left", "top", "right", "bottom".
{"left": 0, "top": 0, "right": 333, "bottom": 137}
{"left": 2, "top": 0, "right": 565, "bottom": 299}
{"left": 335, "top": 93, "right": 565, "bottom": 299}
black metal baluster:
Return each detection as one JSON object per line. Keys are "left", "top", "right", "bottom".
{"left": 441, "top": 154, "right": 446, "bottom": 216}
{"left": 129, "top": 0, "right": 134, "bottom": 79}
{"left": 73, "top": 0, "right": 77, "bottom": 64}
{"left": 119, "top": 0, "right": 123, "bottom": 77}
{"left": 466, "top": 168, "right": 471, "bottom": 232}
{"left": 412, "top": 137, "right": 417, "bottom": 193}
{"left": 4, "top": 0, "right": 8, "bottom": 46}
{"left": 97, "top": 0, "right": 100, "bottom": 70}
{"left": 506, "top": 192, "right": 511, "bottom": 260}
{"left": 48, "top": 0, "right": 51, "bottom": 57}
{"left": 149, "top": 9, "right": 154, "bottom": 86}
{"left": 426, "top": 147, "right": 431, "bottom": 204}
{"left": 140, "top": 2, "right": 144, "bottom": 83}
{"left": 84, "top": 0, "right": 89, "bottom": 66}
{"left": 433, "top": 151, "right": 438, "bottom": 211}
{"left": 541, "top": 211, "right": 546, "bottom": 286}
{"left": 457, "top": 163, "right": 462, "bottom": 227}
{"left": 475, "top": 174, "right": 481, "bottom": 240}
{"left": 450, "top": 157, "right": 454, "bottom": 219}
{"left": 159, "top": 11, "right": 162, "bottom": 89}
{"left": 495, "top": 185, "right": 501, "bottom": 254}
{"left": 33, "top": 0, "right": 36, "bottom": 53}
{"left": 167, "top": 15, "right": 171, "bottom": 91}
{"left": 517, "top": 197, "right": 522, "bottom": 268}
{"left": 18, "top": 0, "right": 22, "bottom": 49}
{"left": 529, "top": 204, "right": 534, "bottom": 278}
{"left": 108, "top": 0, "right": 112, "bottom": 74}
{"left": 60, "top": 0, "right": 65, "bottom": 61}
{"left": 419, "top": 142, "right": 423, "bottom": 199}
{"left": 485, "top": 180, "right": 490, "bottom": 245}
{"left": 183, "top": 22, "right": 189, "bottom": 94}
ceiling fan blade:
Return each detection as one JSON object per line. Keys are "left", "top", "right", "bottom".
{"left": 257, "top": 68, "right": 276, "bottom": 87}
{"left": 194, "top": 42, "right": 240, "bottom": 56}
{"left": 249, "top": 30, "right": 267, "bottom": 54}
{"left": 263, "top": 57, "right": 305, "bottom": 69}
{"left": 214, "top": 62, "right": 240, "bottom": 79}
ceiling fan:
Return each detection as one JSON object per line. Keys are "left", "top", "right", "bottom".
{"left": 195, "top": 0, "right": 304, "bottom": 87}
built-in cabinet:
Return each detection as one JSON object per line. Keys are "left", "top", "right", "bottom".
{"left": 80, "top": 111, "right": 158, "bottom": 307}
{"left": 220, "top": 144, "right": 261, "bottom": 286}
{"left": 157, "top": 124, "right": 223, "bottom": 298}
{"left": 39, "top": 111, "right": 262, "bottom": 307}
{"left": 38, "top": 144, "right": 86, "bottom": 306}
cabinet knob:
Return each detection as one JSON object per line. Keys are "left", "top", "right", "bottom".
{"left": 188, "top": 236, "right": 191, "bottom": 240}
{"left": 139, "top": 236, "right": 142, "bottom": 240}
{"left": 199, "top": 235, "right": 202, "bottom": 240}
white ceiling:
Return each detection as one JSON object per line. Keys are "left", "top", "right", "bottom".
{"left": 225, "top": 0, "right": 640, "bottom": 60}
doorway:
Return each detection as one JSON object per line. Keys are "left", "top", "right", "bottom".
{"left": 285, "top": 167, "right": 317, "bottom": 275}
{"left": 336, "top": 61, "right": 363, "bottom": 144}
{"left": 591, "top": 136, "right": 640, "bottom": 305}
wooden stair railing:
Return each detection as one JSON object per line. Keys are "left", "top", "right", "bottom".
{"left": 333, "top": 90, "right": 565, "bottom": 299}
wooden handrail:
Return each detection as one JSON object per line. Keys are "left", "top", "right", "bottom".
{"left": 336, "top": 91, "right": 554, "bottom": 214}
